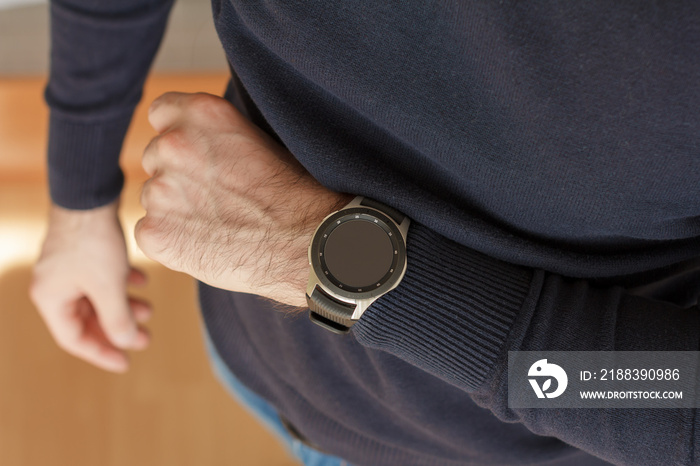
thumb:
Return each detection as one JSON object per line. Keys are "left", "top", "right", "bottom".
{"left": 87, "top": 284, "right": 138, "bottom": 349}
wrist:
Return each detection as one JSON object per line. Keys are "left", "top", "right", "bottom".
{"left": 255, "top": 190, "right": 353, "bottom": 308}
{"left": 49, "top": 199, "right": 120, "bottom": 227}
{"left": 43, "top": 199, "right": 126, "bottom": 258}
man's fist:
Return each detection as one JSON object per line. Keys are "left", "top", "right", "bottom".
{"left": 135, "top": 92, "right": 350, "bottom": 307}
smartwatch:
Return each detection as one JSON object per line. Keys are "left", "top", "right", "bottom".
{"left": 306, "top": 196, "right": 410, "bottom": 334}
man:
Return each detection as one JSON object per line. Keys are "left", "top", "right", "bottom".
{"left": 30, "top": 1, "right": 700, "bottom": 465}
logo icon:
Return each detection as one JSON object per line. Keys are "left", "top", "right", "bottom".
{"left": 528, "top": 359, "right": 568, "bottom": 399}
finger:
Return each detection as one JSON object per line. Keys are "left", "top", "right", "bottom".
{"left": 79, "top": 300, "right": 150, "bottom": 360}
{"left": 73, "top": 340, "right": 130, "bottom": 373}
{"left": 128, "top": 267, "right": 148, "bottom": 287}
{"left": 75, "top": 298, "right": 132, "bottom": 371}
{"left": 129, "top": 296, "right": 153, "bottom": 323}
{"left": 132, "top": 326, "right": 151, "bottom": 351}
{"left": 86, "top": 283, "right": 139, "bottom": 350}
{"left": 148, "top": 92, "right": 186, "bottom": 133}
{"left": 140, "top": 180, "right": 151, "bottom": 211}
{"left": 134, "top": 215, "right": 170, "bottom": 265}
{"left": 134, "top": 309, "right": 152, "bottom": 324}
{"left": 81, "top": 297, "right": 150, "bottom": 353}
{"left": 37, "top": 293, "right": 87, "bottom": 353}
{"left": 141, "top": 136, "right": 159, "bottom": 177}
{"left": 139, "top": 177, "right": 167, "bottom": 213}
{"left": 38, "top": 296, "right": 129, "bottom": 373}
{"left": 141, "top": 159, "right": 180, "bottom": 211}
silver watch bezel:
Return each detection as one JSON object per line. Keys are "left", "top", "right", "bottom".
{"left": 307, "top": 197, "right": 409, "bottom": 320}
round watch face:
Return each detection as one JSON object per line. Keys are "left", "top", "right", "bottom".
{"left": 310, "top": 207, "right": 407, "bottom": 297}
{"left": 324, "top": 220, "right": 393, "bottom": 289}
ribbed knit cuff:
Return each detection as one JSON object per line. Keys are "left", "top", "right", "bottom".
{"left": 353, "top": 223, "right": 533, "bottom": 391}
{"left": 47, "top": 113, "right": 132, "bottom": 209}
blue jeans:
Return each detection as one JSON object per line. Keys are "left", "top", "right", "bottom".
{"left": 203, "top": 331, "right": 350, "bottom": 466}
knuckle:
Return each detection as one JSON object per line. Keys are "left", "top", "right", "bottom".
{"left": 156, "top": 130, "right": 185, "bottom": 154}
{"left": 159, "top": 130, "right": 204, "bottom": 175}
{"left": 148, "top": 99, "right": 160, "bottom": 117}
{"left": 139, "top": 182, "right": 150, "bottom": 210}
{"left": 188, "top": 92, "right": 217, "bottom": 110}
{"left": 150, "top": 91, "right": 178, "bottom": 113}
{"left": 134, "top": 217, "right": 154, "bottom": 250}
{"left": 142, "top": 138, "right": 158, "bottom": 174}
{"left": 156, "top": 130, "right": 194, "bottom": 168}
{"left": 134, "top": 217, "right": 167, "bottom": 262}
{"left": 188, "top": 93, "right": 229, "bottom": 121}
{"left": 148, "top": 97, "right": 166, "bottom": 128}
{"left": 140, "top": 178, "right": 164, "bottom": 210}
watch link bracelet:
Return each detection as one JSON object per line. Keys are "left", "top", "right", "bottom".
{"left": 306, "top": 196, "right": 410, "bottom": 334}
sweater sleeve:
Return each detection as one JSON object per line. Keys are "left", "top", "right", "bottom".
{"left": 46, "top": 0, "right": 173, "bottom": 209}
{"left": 353, "top": 222, "right": 700, "bottom": 466}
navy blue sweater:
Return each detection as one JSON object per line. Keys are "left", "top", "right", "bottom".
{"left": 46, "top": 1, "right": 700, "bottom": 464}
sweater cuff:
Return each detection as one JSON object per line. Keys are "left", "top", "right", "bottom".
{"left": 353, "top": 222, "right": 533, "bottom": 391}
{"left": 48, "top": 113, "right": 132, "bottom": 209}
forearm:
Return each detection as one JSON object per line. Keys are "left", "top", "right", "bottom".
{"left": 47, "top": 0, "right": 173, "bottom": 208}
{"left": 353, "top": 222, "right": 700, "bottom": 465}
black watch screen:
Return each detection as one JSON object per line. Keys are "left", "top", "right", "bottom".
{"left": 311, "top": 208, "right": 405, "bottom": 297}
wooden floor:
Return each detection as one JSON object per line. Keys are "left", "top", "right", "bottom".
{"left": 0, "top": 75, "right": 298, "bottom": 466}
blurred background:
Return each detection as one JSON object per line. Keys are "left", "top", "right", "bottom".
{"left": 0, "top": 0, "right": 296, "bottom": 464}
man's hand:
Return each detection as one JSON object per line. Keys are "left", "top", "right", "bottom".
{"left": 31, "top": 201, "right": 152, "bottom": 373}
{"left": 136, "top": 92, "right": 351, "bottom": 307}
